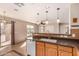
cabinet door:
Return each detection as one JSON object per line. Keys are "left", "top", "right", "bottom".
{"left": 71, "top": 29, "right": 79, "bottom": 38}
{"left": 46, "top": 48, "right": 57, "bottom": 56}
{"left": 58, "top": 51, "right": 72, "bottom": 56}
{"left": 36, "top": 42, "right": 45, "bottom": 56}
{"left": 73, "top": 48, "right": 77, "bottom": 56}
{"left": 45, "top": 43, "right": 57, "bottom": 56}
{"left": 58, "top": 45, "right": 72, "bottom": 52}
{"left": 58, "top": 45, "right": 73, "bottom": 56}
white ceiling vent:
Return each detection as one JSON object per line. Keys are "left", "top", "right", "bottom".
{"left": 14, "top": 3, "right": 24, "bottom": 7}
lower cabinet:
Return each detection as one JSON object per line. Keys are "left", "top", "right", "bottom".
{"left": 45, "top": 43, "right": 57, "bottom": 56}
{"left": 36, "top": 42, "right": 45, "bottom": 56}
{"left": 58, "top": 51, "right": 72, "bottom": 56}
{"left": 58, "top": 45, "right": 73, "bottom": 56}
{"left": 46, "top": 48, "right": 57, "bottom": 56}
{"left": 36, "top": 41, "right": 77, "bottom": 56}
{"left": 73, "top": 48, "right": 77, "bottom": 56}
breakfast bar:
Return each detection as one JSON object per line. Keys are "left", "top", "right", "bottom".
{"left": 33, "top": 33, "right": 79, "bottom": 56}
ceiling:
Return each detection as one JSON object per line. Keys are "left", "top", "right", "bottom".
{"left": 0, "top": 3, "right": 71, "bottom": 24}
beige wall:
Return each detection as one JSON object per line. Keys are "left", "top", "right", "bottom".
{"left": 14, "top": 21, "right": 37, "bottom": 42}
{"left": 14, "top": 21, "right": 27, "bottom": 44}
{"left": 14, "top": 20, "right": 39, "bottom": 44}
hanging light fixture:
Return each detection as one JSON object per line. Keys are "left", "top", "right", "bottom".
{"left": 36, "top": 12, "right": 46, "bottom": 25}
{"left": 36, "top": 12, "right": 43, "bottom": 25}
{"left": 57, "top": 8, "right": 60, "bottom": 23}
{"left": 36, "top": 6, "right": 49, "bottom": 25}
{"left": 45, "top": 10, "right": 49, "bottom": 24}
{"left": 40, "top": 6, "right": 49, "bottom": 25}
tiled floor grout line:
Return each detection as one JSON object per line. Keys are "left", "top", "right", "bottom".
{"left": 1, "top": 50, "right": 24, "bottom": 56}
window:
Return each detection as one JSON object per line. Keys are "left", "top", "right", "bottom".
{"left": 26, "top": 25, "right": 34, "bottom": 39}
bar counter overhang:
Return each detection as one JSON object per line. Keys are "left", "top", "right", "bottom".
{"left": 33, "top": 33, "right": 79, "bottom": 40}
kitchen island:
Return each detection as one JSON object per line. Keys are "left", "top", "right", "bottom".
{"left": 33, "top": 33, "right": 79, "bottom": 56}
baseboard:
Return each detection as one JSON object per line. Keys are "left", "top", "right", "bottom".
{"left": 14, "top": 39, "right": 26, "bottom": 45}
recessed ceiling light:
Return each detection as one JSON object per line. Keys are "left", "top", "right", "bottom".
{"left": 37, "top": 13, "right": 39, "bottom": 15}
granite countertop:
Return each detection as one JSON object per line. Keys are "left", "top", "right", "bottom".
{"left": 33, "top": 33, "right": 79, "bottom": 55}
{"left": 33, "top": 33, "right": 79, "bottom": 41}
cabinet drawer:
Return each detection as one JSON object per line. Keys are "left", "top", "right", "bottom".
{"left": 45, "top": 43, "right": 57, "bottom": 49}
{"left": 73, "top": 48, "right": 77, "bottom": 56}
{"left": 58, "top": 51, "right": 72, "bottom": 56}
{"left": 46, "top": 48, "right": 57, "bottom": 56}
{"left": 58, "top": 45, "right": 72, "bottom": 52}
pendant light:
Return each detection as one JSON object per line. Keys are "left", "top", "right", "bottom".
{"left": 57, "top": 8, "right": 60, "bottom": 23}
{"left": 45, "top": 10, "right": 48, "bottom": 24}
{"left": 36, "top": 6, "right": 49, "bottom": 25}
{"left": 36, "top": 12, "right": 44, "bottom": 25}
{"left": 36, "top": 12, "right": 46, "bottom": 25}
{"left": 56, "top": 8, "right": 61, "bottom": 33}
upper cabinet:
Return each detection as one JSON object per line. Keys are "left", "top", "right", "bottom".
{"left": 71, "top": 4, "right": 79, "bottom": 38}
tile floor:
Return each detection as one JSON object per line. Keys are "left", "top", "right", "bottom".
{"left": 0, "top": 41, "right": 27, "bottom": 56}
{"left": 2, "top": 50, "right": 20, "bottom": 56}
{"left": 5, "top": 51, "right": 19, "bottom": 56}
